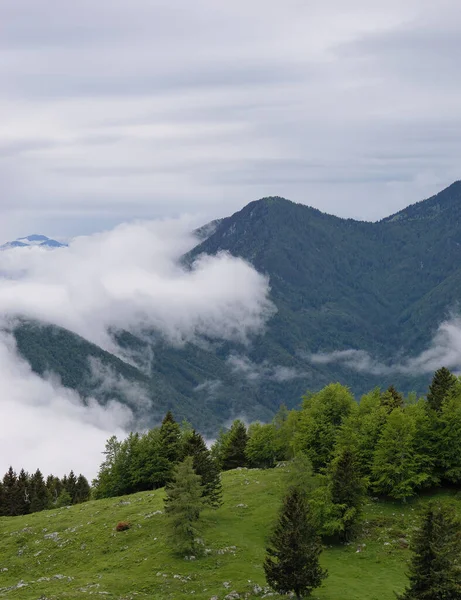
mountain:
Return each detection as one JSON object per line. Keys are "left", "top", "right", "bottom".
{"left": 9, "top": 182, "right": 461, "bottom": 431}
{"left": 1, "top": 234, "right": 67, "bottom": 250}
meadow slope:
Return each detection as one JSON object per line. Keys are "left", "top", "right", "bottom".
{"left": 0, "top": 467, "right": 458, "bottom": 600}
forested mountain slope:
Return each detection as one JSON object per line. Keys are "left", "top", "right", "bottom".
{"left": 12, "top": 182, "right": 461, "bottom": 431}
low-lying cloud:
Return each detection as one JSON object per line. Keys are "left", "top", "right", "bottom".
{"left": 310, "top": 316, "right": 461, "bottom": 376}
{"left": 0, "top": 219, "right": 275, "bottom": 478}
{"left": 227, "top": 354, "right": 307, "bottom": 383}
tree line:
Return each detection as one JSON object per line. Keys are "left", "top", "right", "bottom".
{"left": 0, "top": 467, "right": 91, "bottom": 517}
{"left": 95, "top": 367, "right": 461, "bottom": 536}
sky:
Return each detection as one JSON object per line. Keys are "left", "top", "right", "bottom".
{"left": 2, "top": 0, "right": 461, "bottom": 241}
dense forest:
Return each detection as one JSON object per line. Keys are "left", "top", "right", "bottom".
{"left": 0, "top": 468, "right": 90, "bottom": 517}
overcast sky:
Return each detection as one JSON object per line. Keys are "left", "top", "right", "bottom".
{"left": 2, "top": 0, "right": 461, "bottom": 240}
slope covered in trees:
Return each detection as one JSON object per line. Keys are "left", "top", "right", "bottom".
{"left": 11, "top": 182, "right": 461, "bottom": 430}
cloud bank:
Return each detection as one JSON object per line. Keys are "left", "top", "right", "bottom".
{"left": 0, "top": 219, "right": 275, "bottom": 478}
{"left": 310, "top": 316, "right": 461, "bottom": 376}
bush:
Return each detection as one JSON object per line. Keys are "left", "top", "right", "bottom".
{"left": 115, "top": 521, "right": 131, "bottom": 532}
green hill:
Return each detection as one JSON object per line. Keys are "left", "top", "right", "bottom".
{"left": 0, "top": 467, "right": 458, "bottom": 599}
{"left": 12, "top": 182, "right": 461, "bottom": 430}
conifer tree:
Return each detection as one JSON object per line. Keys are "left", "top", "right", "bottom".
{"left": 398, "top": 502, "right": 461, "bottom": 600}
{"left": 16, "top": 469, "right": 31, "bottom": 515}
{"left": 164, "top": 457, "right": 204, "bottom": 556}
{"left": 221, "top": 420, "right": 248, "bottom": 471}
{"left": 46, "top": 475, "right": 62, "bottom": 505}
{"left": 183, "top": 430, "right": 222, "bottom": 508}
{"left": 65, "top": 470, "right": 78, "bottom": 503}
{"left": 3, "top": 467, "right": 19, "bottom": 516}
{"left": 264, "top": 487, "right": 327, "bottom": 599}
{"left": 380, "top": 385, "right": 404, "bottom": 413}
{"left": 74, "top": 474, "right": 91, "bottom": 504}
{"left": 30, "top": 469, "right": 50, "bottom": 513}
{"left": 159, "top": 411, "right": 182, "bottom": 463}
{"left": 427, "top": 367, "right": 457, "bottom": 412}
{"left": 328, "top": 446, "right": 367, "bottom": 540}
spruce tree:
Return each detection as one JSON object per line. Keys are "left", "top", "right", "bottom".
{"left": 328, "top": 446, "right": 367, "bottom": 540}
{"left": 164, "top": 457, "right": 204, "bottom": 556}
{"left": 30, "top": 469, "right": 50, "bottom": 513}
{"left": 427, "top": 367, "right": 457, "bottom": 412}
{"left": 16, "top": 469, "right": 31, "bottom": 515}
{"left": 221, "top": 420, "right": 248, "bottom": 471}
{"left": 183, "top": 430, "right": 222, "bottom": 508}
{"left": 65, "top": 470, "right": 78, "bottom": 503}
{"left": 264, "top": 487, "right": 327, "bottom": 599}
{"left": 398, "top": 502, "right": 461, "bottom": 600}
{"left": 74, "top": 474, "right": 91, "bottom": 504}
{"left": 3, "top": 467, "right": 19, "bottom": 516}
{"left": 380, "top": 385, "right": 404, "bottom": 413}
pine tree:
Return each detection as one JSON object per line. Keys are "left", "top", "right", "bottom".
{"left": 30, "top": 469, "right": 50, "bottom": 513}
{"left": 398, "top": 502, "right": 461, "bottom": 600}
{"left": 183, "top": 430, "right": 222, "bottom": 508}
{"left": 427, "top": 367, "right": 457, "bottom": 412}
{"left": 221, "top": 420, "right": 248, "bottom": 471}
{"left": 328, "top": 447, "right": 367, "bottom": 540}
{"left": 264, "top": 487, "right": 327, "bottom": 599}
{"left": 164, "top": 457, "right": 204, "bottom": 556}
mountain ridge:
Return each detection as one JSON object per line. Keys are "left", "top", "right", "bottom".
{"left": 7, "top": 182, "right": 461, "bottom": 431}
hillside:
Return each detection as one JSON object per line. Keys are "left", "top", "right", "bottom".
{"left": 10, "top": 182, "right": 461, "bottom": 430}
{"left": 0, "top": 466, "right": 456, "bottom": 600}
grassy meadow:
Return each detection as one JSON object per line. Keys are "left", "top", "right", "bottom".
{"left": 0, "top": 467, "right": 458, "bottom": 599}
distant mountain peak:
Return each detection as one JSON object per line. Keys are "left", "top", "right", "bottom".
{"left": 1, "top": 234, "right": 67, "bottom": 250}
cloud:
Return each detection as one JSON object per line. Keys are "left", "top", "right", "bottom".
{"left": 227, "top": 354, "right": 307, "bottom": 383}
{"left": 0, "top": 330, "right": 130, "bottom": 479}
{"left": 0, "top": 219, "right": 275, "bottom": 350}
{"left": 0, "top": 218, "right": 275, "bottom": 477}
{"left": 309, "top": 315, "right": 461, "bottom": 376}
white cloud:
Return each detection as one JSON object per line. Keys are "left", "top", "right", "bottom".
{"left": 309, "top": 315, "right": 461, "bottom": 376}
{"left": 0, "top": 218, "right": 275, "bottom": 477}
{"left": 0, "top": 330, "right": 130, "bottom": 479}
{"left": 227, "top": 354, "right": 307, "bottom": 383}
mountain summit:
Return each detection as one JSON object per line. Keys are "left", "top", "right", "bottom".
{"left": 1, "top": 235, "right": 67, "bottom": 250}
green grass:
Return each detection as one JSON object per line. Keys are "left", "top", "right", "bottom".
{"left": 0, "top": 468, "right": 459, "bottom": 599}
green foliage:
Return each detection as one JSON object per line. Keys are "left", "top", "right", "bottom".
{"left": 221, "top": 420, "right": 248, "bottom": 471}
{"left": 246, "top": 422, "right": 278, "bottom": 468}
{"left": 438, "top": 395, "right": 461, "bottom": 483}
{"left": 293, "top": 384, "right": 355, "bottom": 472}
{"left": 29, "top": 469, "right": 50, "bottom": 513}
{"left": 183, "top": 430, "right": 222, "bottom": 508}
{"left": 327, "top": 447, "right": 367, "bottom": 540}
{"left": 56, "top": 489, "right": 72, "bottom": 508}
{"left": 372, "top": 409, "right": 429, "bottom": 500}
{"left": 427, "top": 367, "right": 457, "bottom": 412}
{"left": 380, "top": 385, "right": 404, "bottom": 413}
{"left": 398, "top": 502, "right": 461, "bottom": 600}
{"left": 264, "top": 487, "right": 327, "bottom": 599}
{"left": 164, "top": 457, "right": 204, "bottom": 556}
